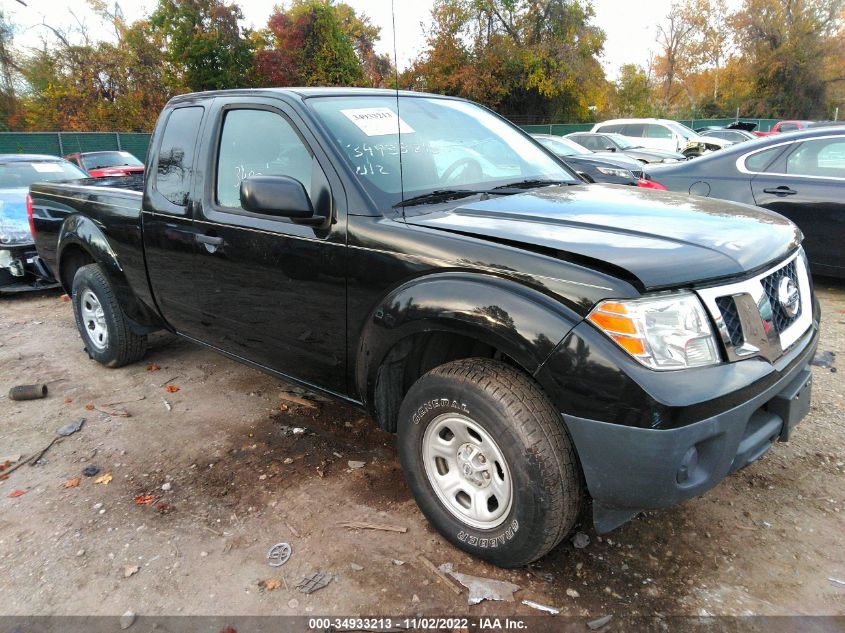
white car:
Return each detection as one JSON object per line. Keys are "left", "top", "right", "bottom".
{"left": 590, "top": 118, "right": 733, "bottom": 157}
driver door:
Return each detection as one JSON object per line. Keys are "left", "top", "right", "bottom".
{"left": 184, "top": 98, "right": 349, "bottom": 394}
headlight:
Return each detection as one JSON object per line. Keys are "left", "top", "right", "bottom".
{"left": 596, "top": 166, "right": 634, "bottom": 179}
{"left": 0, "top": 218, "right": 33, "bottom": 245}
{"left": 587, "top": 293, "right": 720, "bottom": 370}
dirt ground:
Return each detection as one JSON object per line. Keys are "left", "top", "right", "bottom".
{"left": 0, "top": 279, "right": 843, "bottom": 623}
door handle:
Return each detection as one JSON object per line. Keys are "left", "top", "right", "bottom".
{"left": 196, "top": 233, "right": 224, "bottom": 253}
{"left": 762, "top": 186, "right": 797, "bottom": 196}
{"left": 196, "top": 234, "right": 223, "bottom": 246}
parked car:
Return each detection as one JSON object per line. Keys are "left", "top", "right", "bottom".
{"left": 591, "top": 118, "right": 732, "bottom": 157}
{"left": 31, "top": 88, "right": 818, "bottom": 567}
{"left": 64, "top": 150, "right": 145, "bottom": 178}
{"left": 697, "top": 128, "right": 757, "bottom": 143}
{"left": 531, "top": 134, "right": 665, "bottom": 188}
{"left": 566, "top": 131, "right": 687, "bottom": 164}
{"left": 0, "top": 154, "right": 87, "bottom": 292}
{"left": 646, "top": 127, "right": 845, "bottom": 277}
{"left": 755, "top": 120, "right": 815, "bottom": 137}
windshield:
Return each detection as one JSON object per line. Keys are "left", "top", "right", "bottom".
{"left": 0, "top": 160, "right": 88, "bottom": 189}
{"left": 308, "top": 95, "right": 577, "bottom": 207}
{"left": 535, "top": 136, "right": 590, "bottom": 156}
{"left": 606, "top": 134, "right": 637, "bottom": 149}
{"left": 667, "top": 123, "right": 698, "bottom": 139}
{"left": 81, "top": 151, "right": 143, "bottom": 170}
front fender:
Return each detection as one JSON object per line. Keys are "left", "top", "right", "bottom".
{"left": 58, "top": 215, "right": 162, "bottom": 331}
{"left": 355, "top": 271, "right": 581, "bottom": 409}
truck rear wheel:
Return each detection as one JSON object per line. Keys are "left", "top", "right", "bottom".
{"left": 397, "top": 358, "right": 582, "bottom": 567}
{"left": 71, "top": 264, "right": 147, "bottom": 367}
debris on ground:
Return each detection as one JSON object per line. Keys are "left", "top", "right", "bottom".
{"left": 443, "top": 568, "right": 520, "bottom": 605}
{"left": 829, "top": 577, "right": 845, "bottom": 587}
{"left": 811, "top": 351, "right": 836, "bottom": 368}
{"left": 164, "top": 385, "right": 180, "bottom": 393}
{"left": 93, "top": 404, "right": 130, "bottom": 417}
{"left": 8, "top": 489, "right": 25, "bottom": 497}
{"left": 295, "top": 571, "right": 332, "bottom": 594}
{"left": 134, "top": 494, "right": 155, "bottom": 505}
{"left": 162, "top": 398, "right": 171, "bottom": 412}
{"left": 8, "top": 383, "right": 48, "bottom": 401}
{"left": 572, "top": 532, "right": 590, "bottom": 549}
{"left": 347, "top": 460, "right": 366, "bottom": 469}
{"left": 267, "top": 542, "right": 292, "bottom": 567}
{"left": 82, "top": 465, "right": 100, "bottom": 477}
{"left": 350, "top": 563, "right": 363, "bottom": 571}
{"left": 57, "top": 418, "right": 85, "bottom": 437}
{"left": 146, "top": 364, "right": 161, "bottom": 372}
{"left": 258, "top": 578, "right": 281, "bottom": 592}
{"left": 124, "top": 565, "right": 139, "bottom": 578}
{"left": 94, "top": 473, "right": 113, "bottom": 485}
{"left": 161, "top": 482, "right": 172, "bottom": 492}
{"left": 521, "top": 599, "right": 560, "bottom": 615}
{"left": 119, "top": 610, "right": 136, "bottom": 629}
{"left": 566, "top": 588, "right": 580, "bottom": 599}
{"left": 418, "top": 556, "right": 462, "bottom": 595}
{"left": 587, "top": 615, "right": 613, "bottom": 630}
{"left": 279, "top": 393, "right": 318, "bottom": 409}
{"left": 338, "top": 521, "right": 407, "bottom": 533}
{"left": 64, "top": 477, "right": 81, "bottom": 488}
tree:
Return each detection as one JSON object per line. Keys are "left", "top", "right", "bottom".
{"left": 653, "top": 3, "right": 697, "bottom": 113}
{"left": 613, "top": 64, "right": 654, "bottom": 117}
{"left": 150, "top": 0, "right": 254, "bottom": 92}
{"left": 254, "top": 1, "right": 366, "bottom": 87}
{"left": 731, "top": 0, "right": 845, "bottom": 117}
{"left": 0, "top": 11, "right": 19, "bottom": 130}
{"left": 403, "top": 0, "right": 608, "bottom": 123}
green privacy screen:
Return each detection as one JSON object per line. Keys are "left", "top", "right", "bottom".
{"left": 0, "top": 132, "right": 152, "bottom": 162}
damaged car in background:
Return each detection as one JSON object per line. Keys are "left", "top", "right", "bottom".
{"left": 0, "top": 154, "right": 86, "bottom": 293}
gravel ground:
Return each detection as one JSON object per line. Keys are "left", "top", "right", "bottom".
{"left": 0, "top": 279, "right": 843, "bottom": 622}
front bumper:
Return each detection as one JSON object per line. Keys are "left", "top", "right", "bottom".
{"left": 561, "top": 324, "right": 819, "bottom": 532}
{"left": 0, "top": 243, "right": 59, "bottom": 292}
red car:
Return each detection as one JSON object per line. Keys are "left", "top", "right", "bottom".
{"left": 754, "top": 120, "right": 814, "bottom": 137}
{"left": 64, "top": 151, "right": 145, "bottom": 178}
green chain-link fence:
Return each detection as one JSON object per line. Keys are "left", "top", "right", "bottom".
{"left": 0, "top": 132, "right": 152, "bottom": 162}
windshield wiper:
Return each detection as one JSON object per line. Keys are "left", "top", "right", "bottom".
{"left": 490, "top": 179, "right": 573, "bottom": 191}
{"left": 393, "top": 189, "right": 487, "bottom": 208}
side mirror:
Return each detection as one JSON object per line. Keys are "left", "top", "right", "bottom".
{"left": 605, "top": 146, "right": 616, "bottom": 152}
{"left": 239, "top": 175, "right": 325, "bottom": 225}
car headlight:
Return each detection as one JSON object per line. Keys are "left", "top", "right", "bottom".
{"left": 595, "top": 166, "right": 634, "bottom": 179}
{"left": 587, "top": 293, "right": 720, "bottom": 370}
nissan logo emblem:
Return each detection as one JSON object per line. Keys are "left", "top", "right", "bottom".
{"left": 777, "top": 277, "right": 800, "bottom": 318}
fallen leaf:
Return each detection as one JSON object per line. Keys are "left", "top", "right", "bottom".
{"left": 94, "top": 473, "right": 113, "bottom": 485}
{"left": 124, "top": 565, "right": 139, "bottom": 578}
{"left": 146, "top": 363, "right": 161, "bottom": 372}
{"left": 63, "top": 397, "right": 73, "bottom": 404}
{"left": 135, "top": 494, "right": 155, "bottom": 505}
{"left": 60, "top": 294, "right": 71, "bottom": 302}
{"left": 156, "top": 502, "right": 173, "bottom": 514}
{"left": 64, "top": 478, "right": 81, "bottom": 488}
{"left": 85, "top": 403, "right": 95, "bottom": 410}
{"left": 258, "top": 579, "right": 281, "bottom": 591}
{"left": 8, "top": 489, "right": 25, "bottom": 497}
{"left": 164, "top": 385, "right": 180, "bottom": 393}
{"left": 0, "top": 474, "right": 8, "bottom": 481}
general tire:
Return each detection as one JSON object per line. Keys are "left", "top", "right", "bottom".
{"left": 71, "top": 263, "right": 147, "bottom": 367}
{"left": 397, "top": 358, "right": 582, "bottom": 567}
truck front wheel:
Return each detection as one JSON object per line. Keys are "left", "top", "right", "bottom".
{"left": 397, "top": 358, "right": 583, "bottom": 567}
{"left": 71, "top": 264, "right": 147, "bottom": 367}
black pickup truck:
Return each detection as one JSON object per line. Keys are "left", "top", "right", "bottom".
{"left": 30, "top": 88, "right": 819, "bottom": 568}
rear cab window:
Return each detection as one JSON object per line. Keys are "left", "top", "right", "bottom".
{"left": 152, "top": 106, "right": 204, "bottom": 210}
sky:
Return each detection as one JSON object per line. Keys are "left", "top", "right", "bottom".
{"left": 6, "top": 0, "right": 683, "bottom": 79}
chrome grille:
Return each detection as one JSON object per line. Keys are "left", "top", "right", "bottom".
{"left": 697, "top": 250, "right": 812, "bottom": 363}
{"left": 761, "top": 259, "right": 800, "bottom": 332}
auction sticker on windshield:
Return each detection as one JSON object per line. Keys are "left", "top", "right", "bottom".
{"left": 31, "top": 163, "right": 64, "bottom": 172}
{"left": 341, "top": 108, "right": 415, "bottom": 136}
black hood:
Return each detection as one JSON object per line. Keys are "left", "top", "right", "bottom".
{"left": 406, "top": 184, "right": 801, "bottom": 291}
